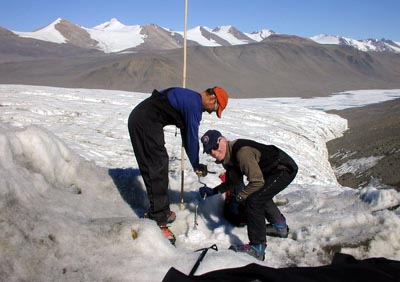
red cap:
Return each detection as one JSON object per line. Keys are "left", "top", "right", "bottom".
{"left": 213, "top": 86, "right": 229, "bottom": 118}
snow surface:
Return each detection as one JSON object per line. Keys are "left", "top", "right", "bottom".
{"left": 267, "top": 89, "right": 400, "bottom": 110}
{"left": 1, "top": 85, "right": 400, "bottom": 281}
{"left": 245, "top": 29, "right": 275, "bottom": 42}
{"left": 311, "top": 34, "right": 373, "bottom": 51}
{"left": 311, "top": 34, "right": 400, "bottom": 53}
{"left": 184, "top": 26, "right": 221, "bottom": 47}
{"left": 86, "top": 18, "right": 145, "bottom": 53}
{"left": 334, "top": 156, "right": 385, "bottom": 177}
{"left": 178, "top": 25, "right": 265, "bottom": 47}
{"left": 310, "top": 34, "right": 342, "bottom": 45}
{"left": 211, "top": 25, "right": 251, "bottom": 45}
{"left": 14, "top": 18, "right": 66, "bottom": 44}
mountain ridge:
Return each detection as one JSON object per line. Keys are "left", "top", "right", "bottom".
{"left": 1, "top": 18, "right": 400, "bottom": 98}
{"left": 1, "top": 39, "right": 399, "bottom": 98}
{"left": 5, "top": 17, "right": 400, "bottom": 54}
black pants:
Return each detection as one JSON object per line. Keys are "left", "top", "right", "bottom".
{"left": 127, "top": 91, "right": 182, "bottom": 226}
{"left": 246, "top": 164, "right": 297, "bottom": 245}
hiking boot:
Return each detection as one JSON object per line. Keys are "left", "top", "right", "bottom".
{"left": 144, "top": 210, "right": 176, "bottom": 224}
{"left": 266, "top": 223, "right": 289, "bottom": 238}
{"left": 230, "top": 243, "right": 266, "bottom": 261}
{"left": 159, "top": 225, "right": 176, "bottom": 245}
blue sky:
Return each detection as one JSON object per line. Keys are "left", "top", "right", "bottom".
{"left": 1, "top": 0, "right": 399, "bottom": 41}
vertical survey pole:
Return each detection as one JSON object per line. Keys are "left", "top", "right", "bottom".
{"left": 180, "top": 0, "right": 188, "bottom": 210}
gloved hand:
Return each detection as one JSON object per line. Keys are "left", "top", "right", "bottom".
{"left": 199, "top": 186, "right": 216, "bottom": 198}
{"left": 195, "top": 164, "right": 208, "bottom": 177}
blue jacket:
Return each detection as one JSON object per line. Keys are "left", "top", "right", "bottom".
{"left": 162, "top": 87, "right": 202, "bottom": 170}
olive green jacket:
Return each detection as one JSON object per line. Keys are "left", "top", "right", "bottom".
{"left": 215, "top": 140, "right": 265, "bottom": 200}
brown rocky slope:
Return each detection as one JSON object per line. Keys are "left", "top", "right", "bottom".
{"left": 327, "top": 98, "right": 400, "bottom": 190}
{"left": 1, "top": 36, "right": 400, "bottom": 98}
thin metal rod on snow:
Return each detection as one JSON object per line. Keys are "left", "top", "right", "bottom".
{"left": 194, "top": 175, "right": 206, "bottom": 229}
{"left": 180, "top": 0, "right": 188, "bottom": 210}
{"left": 194, "top": 204, "right": 199, "bottom": 230}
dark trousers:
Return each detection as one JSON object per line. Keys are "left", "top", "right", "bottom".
{"left": 246, "top": 166, "right": 297, "bottom": 245}
{"left": 127, "top": 93, "right": 179, "bottom": 226}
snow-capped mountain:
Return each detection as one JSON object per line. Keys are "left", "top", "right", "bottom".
{"left": 9, "top": 18, "right": 400, "bottom": 54}
{"left": 311, "top": 34, "right": 400, "bottom": 54}
{"left": 86, "top": 18, "right": 146, "bottom": 53}
{"left": 12, "top": 18, "right": 272, "bottom": 53}
{"left": 15, "top": 18, "right": 67, "bottom": 44}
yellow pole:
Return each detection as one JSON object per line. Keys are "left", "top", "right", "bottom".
{"left": 180, "top": 0, "right": 188, "bottom": 210}
{"left": 182, "top": 0, "right": 188, "bottom": 88}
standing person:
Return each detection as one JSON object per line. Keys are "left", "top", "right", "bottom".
{"left": 128, "top": 87, "right": 229, "bottom": 244}
{"left": 199, "top": 130, "right": 298, "bottom": 260}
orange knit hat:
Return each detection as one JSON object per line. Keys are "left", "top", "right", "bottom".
{"left": 213, "top": 86, "right": 229, "bottom": 118}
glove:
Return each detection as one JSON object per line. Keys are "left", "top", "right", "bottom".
{"left": 195, "top": 164, "right": 208, "bottom": 177}
{"left": 199, "top": 186, "right": 216, "bottom": 198}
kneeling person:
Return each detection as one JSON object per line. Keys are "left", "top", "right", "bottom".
{"left": 199, "top": 130, "right": 298, "bottom": 260}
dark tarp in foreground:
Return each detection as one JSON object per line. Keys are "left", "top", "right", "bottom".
{"left": 162, "top": 253, "right": 400, "bottom": 282}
